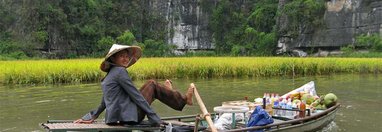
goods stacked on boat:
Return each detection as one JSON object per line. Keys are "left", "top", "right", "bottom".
{"left": 253, "top": 81, "right": 338, "bottom": 119}
{"left": 211, "top": 81, "right": 340, "bottom": 131}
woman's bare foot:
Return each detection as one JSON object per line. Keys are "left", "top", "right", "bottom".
{"left": 185, "top": 85, "right": 194, "bottom": 105}
{"left": 164, "top": 79, "right": 173, "bottom": 90}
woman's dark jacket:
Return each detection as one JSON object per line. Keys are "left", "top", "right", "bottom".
{"left": 81, "top": 66, "right": 161, "bottom": 124}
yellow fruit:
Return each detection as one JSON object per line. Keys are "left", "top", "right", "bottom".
{"left": 310, "top": 102, "right": 318, "bottom": 107}
{"left": 299, "top": 91, "right": 306, "bottom": 97}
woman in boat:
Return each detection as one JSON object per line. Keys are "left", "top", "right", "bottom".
{"left": 74, "top": 44, "right": 194, "bottom": 126}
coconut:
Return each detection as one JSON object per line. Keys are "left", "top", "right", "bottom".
{"left": 324, "top": 93, "right": 338, "bottom": 108}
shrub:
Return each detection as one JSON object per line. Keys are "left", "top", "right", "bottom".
{"left": 8, "top": 51, "right": 28, "bottom": 59}
{"left": 356, "top": 34, "right": 382, "bottom": 52}
{"left": 0, "top": 40, "right": 19, "bottom": 54}
{"left": 141, "top": 39, "right": 175, "bottom": 57}
{"left": 340, "top": 45, "right": 355, "bottom": 54}
{"left": 95, "top": 36, "right": 115, "bottom": 56}
{"left": 117, "top": 30, "right": 136, "bottom": 45}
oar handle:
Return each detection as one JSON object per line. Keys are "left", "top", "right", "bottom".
{"left": 192, "top": 83, "right": 217, "bottom": 132}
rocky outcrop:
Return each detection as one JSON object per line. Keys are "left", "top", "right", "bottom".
{"left": 277, "top": 0, "right": 382, "bottom": 54}
{"left": 2, "top": 0, "right": 217, "bottom": 56}
{"left": 150, "top": 0, "right": 216, "bottom": 50}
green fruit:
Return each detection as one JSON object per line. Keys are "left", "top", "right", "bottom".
{"left": 315, "top": 105, "right": 322, "bottom": 109}
{"left": 315, "top": 104, "right": 327, "bottom": 110}
{"left": 313, "top": 99, "right": 320, "bottom": 104}
{"left": 292, "top": 99, "right": 301, "bottom": 104}
{"left": 301, "top": 94, "right": 315, "bottom": 105}
{"left": 324, "top": 93, "right": 338, "bottom": 108}
{"left": 319, "top": 96, "right": 325, "bottom": 104}
{"left": 311, "top": 102, "right": 318, "bottom": 107}
{"left": 323, "top": 105, "right": 327, "bottom": 109}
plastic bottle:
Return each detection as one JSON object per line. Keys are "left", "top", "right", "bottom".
{"left": 270, "top": 93, "right": 275, "bottom": 106}
{"left": 275, "top": 94, "right": 280, "bottom": 101}
{"left": 275, "top": 93, "right": 280, "bottom": 116}
{"left": 262, "top": 93, "right": 267, "bottom": 109}
{"left": 263, "top": 93, "right": 267, "bottom": 101}
{"left": 281, "top": 98, "right": 287, "bottom": 117}
{"left": 273, "top": 99, "right": 279, "bottom": 107}
{"left": 286, "top": 98, "right": 292, "bottom": 118}
{"left": 266, "top": 93, "right": 270, "bottom": 105}
{"left": 299, "top": 100, "right": 306, "bottom": 118}
{"left": 272, "top": 94, "right": 279, "bottom": 116}
{"left": 292, "top": 103, "right": 297, "bottom": 118}
{"left": 277, "top": 99, "right": 282, "bottom": 116}
{"left": 263, "top": 97, "right": 266, "bottom": 109}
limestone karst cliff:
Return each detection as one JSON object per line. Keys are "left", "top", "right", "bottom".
{"left": 276, "top": 0, "right": 382, "bottom": 55}
{"left": 1, "top": 0, "right": 381, "bottom": 57}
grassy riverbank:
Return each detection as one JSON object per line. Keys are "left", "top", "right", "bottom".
{"left": 1, "top": 57, "right": 381, "bottom": 84}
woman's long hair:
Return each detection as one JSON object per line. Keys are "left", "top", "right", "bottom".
{"left": 100, "top": 60, "right": 113, "bottom": 73}
{"left": 100, "top": 59, "right": 115, "bottom": 81}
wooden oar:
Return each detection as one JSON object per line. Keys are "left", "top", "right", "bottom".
{"left": 191, "top": 83, "right": 217, "bottom": 132}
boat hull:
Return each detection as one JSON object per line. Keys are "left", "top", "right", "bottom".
{"left": 227, "top": 103, "right": 340, "bottom": 132}
{"left": 268, "top": 107, "right": 338, "bottom": 132}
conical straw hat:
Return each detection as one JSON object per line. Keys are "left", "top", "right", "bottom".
{"left": 100, "top": 44, "right": 142, "bottom": 71}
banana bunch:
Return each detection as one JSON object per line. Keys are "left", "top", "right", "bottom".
{"left": 288, "top": 91, "right": 306, "bottom": 100}
{"left": 309, "top": 96, "right": 326, "bottom": 110}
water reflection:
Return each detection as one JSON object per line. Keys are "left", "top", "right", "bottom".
{"left": 0, "top": 74, "right": 381, "bottom": 131}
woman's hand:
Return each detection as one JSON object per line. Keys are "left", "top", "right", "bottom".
{"left": 73, "top": 119, "right": 95, "bottom": 124}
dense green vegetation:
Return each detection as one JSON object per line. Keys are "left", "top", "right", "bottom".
{"left": 0, "top": 0, "right": 380, "bottom": 60}
{"left": 1, "top": 57, "right": 381, "bottom": 84}
{"left": 0, "top": 0, "right": 170, "bottom": 59}
{"left": 210, "top": 0, "right": 278, "bottom": 56}
{"left": 356, "top": 34, "right": 382, "bottom": 52}
{"left": 0, "top": 0, "right": 282, "bottom": 59}
{"left": 339, "top": 33, "right": 382, "bottom": 57}
{"left": 281, "top": 0, "right": 326, "bottom": 37}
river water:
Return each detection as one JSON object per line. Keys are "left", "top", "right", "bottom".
{"left": 0, "top": 74, "right": 381, "bottom": 131}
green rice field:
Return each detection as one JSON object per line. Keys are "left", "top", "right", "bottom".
{"left": 0, "top": 57, "right": 381, "bottom": 84}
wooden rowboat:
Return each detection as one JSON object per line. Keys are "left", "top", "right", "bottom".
{"left": 41, "top": 103, "right": 339, "bottom": 131}
{"left": 41, "top": 83, "right": 339, "bottom": 131}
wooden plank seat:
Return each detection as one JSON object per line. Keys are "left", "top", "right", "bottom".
{"left": 41, "top": 120, "right": 161, "bottom": 132}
